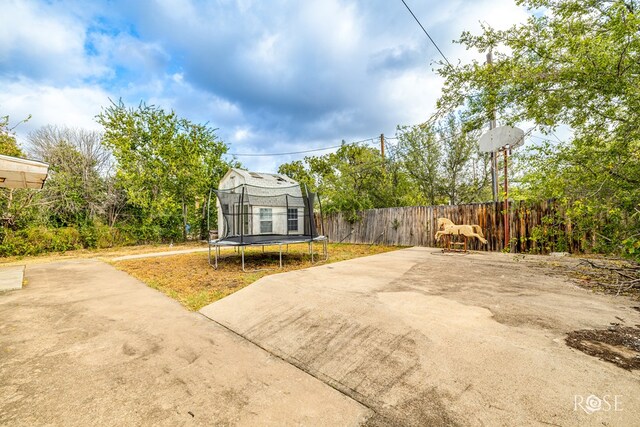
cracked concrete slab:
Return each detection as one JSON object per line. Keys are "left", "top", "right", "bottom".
{"left": 0, "top": 265, "right": 24, "bottom": 292}
{"left": 0, "top": 259, "right": 368, "bottom": 426}
{"left": 200, "top": 247, "right": 640, "bottom": 426}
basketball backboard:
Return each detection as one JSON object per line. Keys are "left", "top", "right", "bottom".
{"left": 478, "top": 126, "right": 524, "bottom": 153}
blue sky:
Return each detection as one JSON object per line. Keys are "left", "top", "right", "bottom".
{"left": 0, "top": 0, "right": 529, "bottom": 171}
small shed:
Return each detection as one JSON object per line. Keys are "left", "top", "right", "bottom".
{"left": 0, "top": 154, "right": 49, "bottom": 189}
{"left": 216, "top": 168, "right": 307, "bottom": 238}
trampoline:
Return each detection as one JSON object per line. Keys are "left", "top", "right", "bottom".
{"left": 208, "top": 175, "right": 327, "bottom": 271}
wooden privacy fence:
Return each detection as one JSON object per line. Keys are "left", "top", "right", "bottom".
{"left": 318, "top": 200, "right": 569, "bottom": 253}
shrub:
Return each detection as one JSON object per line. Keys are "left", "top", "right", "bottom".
{"left": 0, "top": 226, "right": 83, "bottom": 256}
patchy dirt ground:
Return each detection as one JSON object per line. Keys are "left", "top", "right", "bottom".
{"left": 538, "top": 256, "right": 640, "bottom": 370}
{"left": 566, "top": 325, "right": 640, "bottom": 370}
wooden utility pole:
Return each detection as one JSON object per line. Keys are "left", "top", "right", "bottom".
{"left": 486, "top": 50, "right": 508, "bottom": 249}
{"left": 503, "top": 147, "right": 509, "bottom": 250}
{"left": 380, "top": 133, "right": 385, "bottom": 159}
{"left": 487, "top": 51, "right": 498, "bottom": 202}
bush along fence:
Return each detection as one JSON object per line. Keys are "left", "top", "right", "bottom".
{"left": 318, "top": 200, "right": 621, "bottom": 254}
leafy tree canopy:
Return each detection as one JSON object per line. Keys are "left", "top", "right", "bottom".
{"left": 28, "top": 126, "right": 108, "bottom": 226}
{"left": 437, "top": 0, "right": 640, "bottom": 255}
{"left": 97, "top": 100, "right": 232, "bottom": 239}
{"left": 279, "top": 143, "right": 408, "bottom": 220}
{"left": 439, "top": 0, "right": 640, "bottom": 136}
{"left": 0, "top": 115, "right": 27, "bottom": 157}
{"left": 394, "top": 115, "right": 490, "bottom": 206}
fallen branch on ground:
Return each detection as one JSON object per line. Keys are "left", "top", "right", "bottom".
{"left": 573, "top": 258, "right": 640, "bottom": 297}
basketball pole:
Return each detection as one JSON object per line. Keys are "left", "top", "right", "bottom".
{"left": 479, "top": 126, "right": 523, "bottom": 252}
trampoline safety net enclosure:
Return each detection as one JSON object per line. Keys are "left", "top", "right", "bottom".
{"left": 208, "top": 170, "right": 327, "bottom": 271}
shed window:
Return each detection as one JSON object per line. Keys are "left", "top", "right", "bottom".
{"left": 287, "top": 208, "right": 298, "bottom": 232}
{"left": 259, "top": 208, "right": 273, "bottom": 233}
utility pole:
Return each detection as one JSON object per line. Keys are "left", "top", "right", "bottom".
{"left": 487, "top": 51, "right": 498, "bottom": 202}
{"left": 380, "top": 133, "right": 385, "bottom": 159}
{"left": 503, "top": 146, "right": 509, "bottom": 250}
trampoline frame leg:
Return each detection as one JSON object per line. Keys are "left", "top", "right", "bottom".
{"left": 308, "top": 238, "right": 328, "bottom": 264}
{"left": 208, "top": 243, "right": 221, "bottom": 269}
{"left": 323, "top": 238, "right": 328, "bottom": 261}
{"left": 308, "top": 241, "right": 317, "bottom": 263}
{"left": 209, "top": 238, "right": 329, "bottom": 271}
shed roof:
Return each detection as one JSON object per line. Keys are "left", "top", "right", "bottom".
{"left": 222, "top": 168, "right": 298, "bottom": 188}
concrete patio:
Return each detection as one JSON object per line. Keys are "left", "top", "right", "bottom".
{"left": 201, "top": 247, "right": 640, "bottom": 426}
{"left": 2, "top": 249, "right": 639, "bottom": 426}
{"left": 0, "top": 260, "right": 367, "bottom": 426}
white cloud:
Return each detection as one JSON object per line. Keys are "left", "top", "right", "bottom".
{"left": 297, "top": 0, "right": 362, "bottom": 56}
{"left": 232, "top": 127, "right": 253, "bottom": 142}
{"left": 131, "top": 74, "right": 245, "bottom": 129}
{"left": 0, "top": 0, "right": 107, "bottom": 83}
{"left": 434, "top": 0, "right": 530, "bottom": 61}
{"left": 0, "top": 78, "right": 111, "bottom": 151}
{"left": 380, "top": 71, "right": 444, "bottom": 127}
{"left": 0, "top": 0, "right": 536, "bottom": 173}
{"left": 88, "top": 32, "right": 169, "bottom": 81}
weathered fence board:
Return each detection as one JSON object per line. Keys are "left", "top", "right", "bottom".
{"left": 318, "top": 200, "right": 577, "bottom": 253}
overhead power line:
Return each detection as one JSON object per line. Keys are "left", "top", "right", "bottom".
{"left": 400, "top": 0, "right": 452, "bottom": 68}
{"left": 225, "top": 137, "right": 378, "bottom": 157}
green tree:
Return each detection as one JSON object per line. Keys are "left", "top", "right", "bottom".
{"left": 97, "top": 101, "right": 231, "bottom": 241}
{"left": 278, "top": 143, "right": 407, "bottom": 220}
{"left": 438, "top": 115, "right": 490, "bottom": 204}
{"left": 277, "top": 160, "right": 317, "bottom": 189}
{"left": 395, "top": 124, "right": 443, "bottom": 205}
{"left": 394, "top": 118, "right": 490, "bottom": 205}
{"left": 437, "top": 0, "right": 640, "bottom": 256}
{"left": 0, "top": 115, "right": 31, "bottom": 157}
{"left": 28, "top": 126, "right": 109, "bottom": 225}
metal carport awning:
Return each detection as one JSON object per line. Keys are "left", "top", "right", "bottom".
{"left": 0, "top": 154, "right": 49, "bottom": 189}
